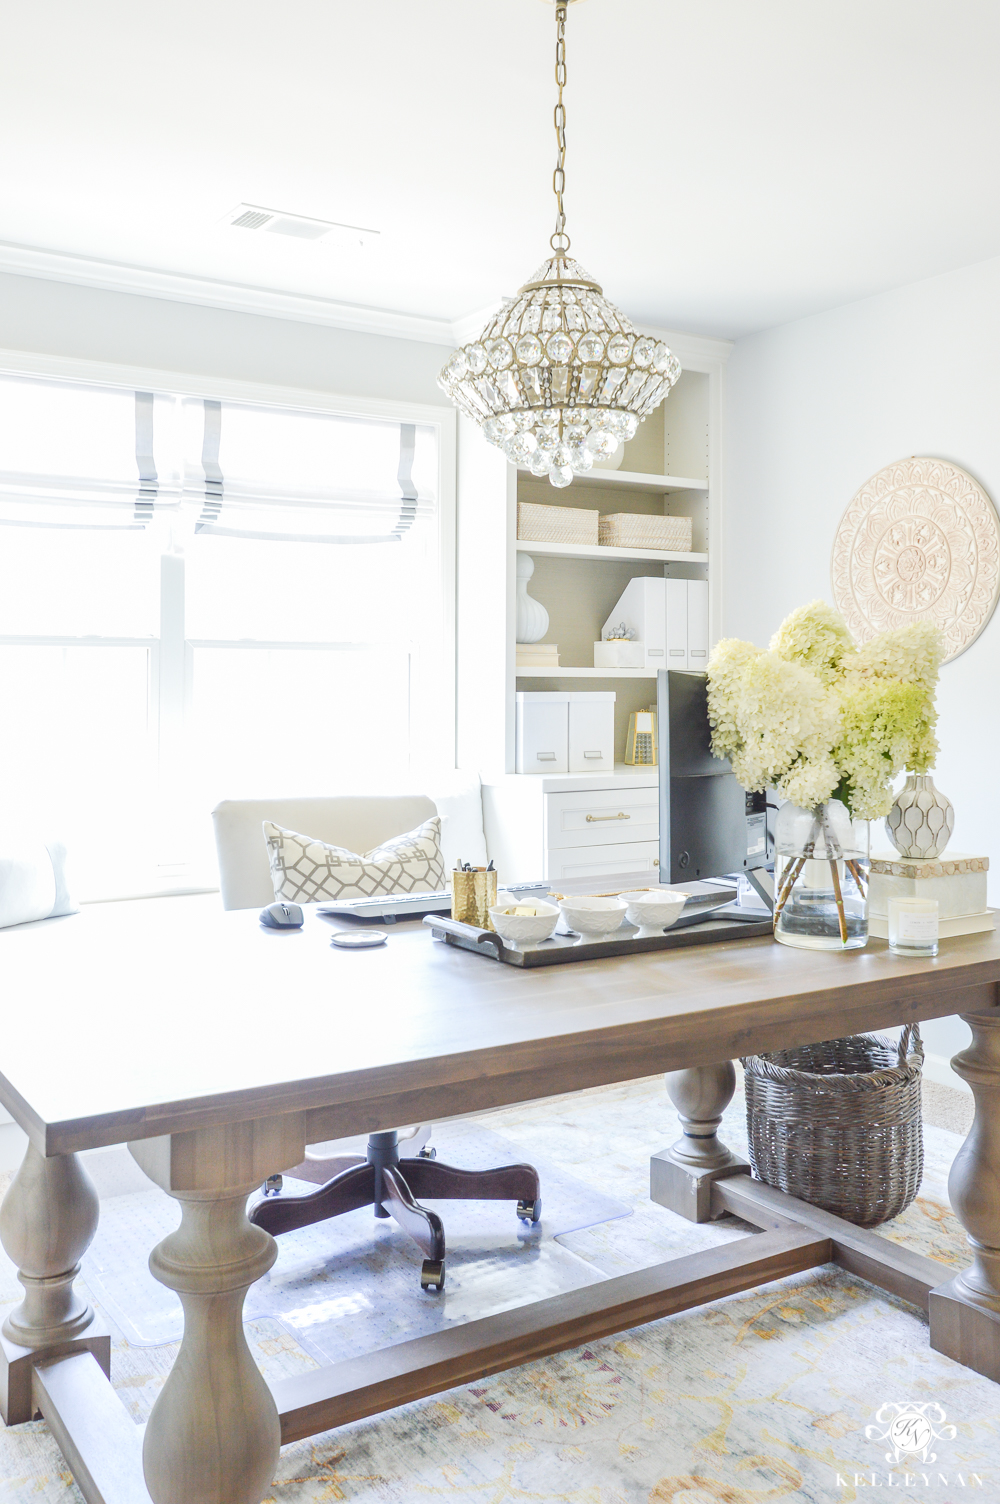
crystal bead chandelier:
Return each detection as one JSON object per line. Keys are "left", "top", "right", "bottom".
{"left": 438, "top": 1, "right": 681, "bottom": 487}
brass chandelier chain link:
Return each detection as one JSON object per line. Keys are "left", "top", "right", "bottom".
{"left": 551, "top": 2, "right": 569, "bottom": 252}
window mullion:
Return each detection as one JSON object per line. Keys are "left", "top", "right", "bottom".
{"left": 157, "top": 552, "right": 187, "bottom": 864}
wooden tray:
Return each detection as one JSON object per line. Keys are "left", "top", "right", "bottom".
{"left": 422, "top": 908, "right": 773, "bottom": 967}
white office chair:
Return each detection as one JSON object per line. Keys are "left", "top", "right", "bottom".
{"left": 212, "top": 795, "right": 541, "bottom": 1291}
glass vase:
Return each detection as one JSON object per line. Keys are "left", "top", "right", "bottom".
{"left": 774, "top": 799, "right": 869, "bottom": 951}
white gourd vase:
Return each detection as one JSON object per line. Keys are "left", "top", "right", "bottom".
{"left": 885, "top": 774, "right": 955, "bottom": 859}
{"left": 515, "top": 554, "right": 549, "bottom": 644}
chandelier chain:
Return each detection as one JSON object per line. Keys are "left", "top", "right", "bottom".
{"left": 551, "top": 2, "right": 569, "bottom": 252}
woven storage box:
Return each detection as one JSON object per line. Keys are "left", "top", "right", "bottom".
{"left": 598, "top": 512, "right": 693, "bottom": 552}
{"left": 741, "top": 1026, "right": 923, "bottom": 1227}
{"left": 517, "top": 501, "right": 599, "bottom": 546}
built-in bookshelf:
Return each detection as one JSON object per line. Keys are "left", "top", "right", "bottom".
{"left": 455, "top": 332, "right": 730, "bottom": 775}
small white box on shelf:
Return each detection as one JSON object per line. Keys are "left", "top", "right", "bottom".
{"left": 602, "top": 578, "right": 666, "bottom": 670}
{"left": 593, "top": 639, "right": 644, "bottom": 669}
{"left": 687, "top": 579, "right": 709, "bottom": 668}
{"left": 568, "top": 692, "right": 615, "bottom": 773}
{"left": 665, "top": 578, "right": 688, "bottom": 668}
{"left": 516, "top": 692, "right": 569, "bottom": 774}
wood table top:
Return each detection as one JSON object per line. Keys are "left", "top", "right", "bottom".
{"left": 3, "top": 894, "right": 998, "bottom": 1155}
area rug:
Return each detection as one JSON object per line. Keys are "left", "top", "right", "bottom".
{"left": 3, "top": 1074, "right": 999, "bottom": 1504}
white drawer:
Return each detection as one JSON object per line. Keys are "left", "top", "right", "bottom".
{"left": 545, "top": 840, "right": 660, "bottom": 881}
{"left": 545, "top": 784, "right": 659, "bottom": 850}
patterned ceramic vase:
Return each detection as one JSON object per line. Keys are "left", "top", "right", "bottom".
{"left": 884, "top": 775, "right": 954, "bottom": 860}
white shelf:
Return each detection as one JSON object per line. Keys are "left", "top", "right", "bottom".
{"left": 517, "top": 466, "right": 707, "bottom": 493}
{"left": 515, "top": 666, "right": 658, "bottom": 678}
{"left": 516, "top": 538, "right": 708, "bottom": 565}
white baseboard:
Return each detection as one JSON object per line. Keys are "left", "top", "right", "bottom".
{"left": 0, "top": 1121, "right": 28, "bottom": 1172}
{"left": 922, "top": 1050, "right": 972, "bottom": 1093}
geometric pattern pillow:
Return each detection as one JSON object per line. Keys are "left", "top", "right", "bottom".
{"left": 263, "top": 816, "right": 446, "bottom": 903}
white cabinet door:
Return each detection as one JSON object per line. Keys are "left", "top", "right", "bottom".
{"left": 546, "top": 840, "right": 660, "bottom": 880}
{"left": 568, "top": 697, "right": 614, "bottom": 774}
{"left": 545, "top": 785, "right": 658, "bottom": 849}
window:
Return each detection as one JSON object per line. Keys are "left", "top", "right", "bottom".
{"left": 0, "top": 371, "right": 453, "bottom": 899}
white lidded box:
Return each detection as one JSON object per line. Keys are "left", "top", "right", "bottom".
{"left": 516, "top": 692, "right": 615, "bottom": 775}
{"left": 593, "top": 639, "right": 645, "bottom": 668}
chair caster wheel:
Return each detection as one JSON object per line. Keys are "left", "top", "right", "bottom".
{"left": 262, "top": 1174, "right": 283, "bottom": 1197}
{"left": 418, "top": 1145, "right": 437, "bottom": 1159}
{"left": 421, "top": 1259, "right": 445, "bottom": 1291}
{"left": 517, "top": 1197, "right": 542, "bottom": 1224}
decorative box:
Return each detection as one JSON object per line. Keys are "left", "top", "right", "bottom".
{"left": 867, "top": 852, "right": 994, "bottom": 939}
{"left": 594, "top": 639, "right": 644, "bottom": 668}
{"left": 517, "top": 501, "right": 599, "bottom": 546}
{"left": 598, "top": 513, "right": 692, "bottom": 552}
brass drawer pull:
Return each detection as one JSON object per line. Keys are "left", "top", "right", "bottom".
{"left": 586, "top": 811, "right": 630, "bottom": 822}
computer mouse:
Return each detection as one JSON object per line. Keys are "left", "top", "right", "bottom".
{"left": 259, "top": 901, "right": 304, "bottom": 930}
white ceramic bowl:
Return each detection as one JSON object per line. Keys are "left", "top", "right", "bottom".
{"left": 619, "top": 888, "right": 688, "bottom": 938}
{"left": 488, "top": 899, "right": 560, "bottom": 950}
{"left": 557, "top": 894, "right": 628, "bottom": 937}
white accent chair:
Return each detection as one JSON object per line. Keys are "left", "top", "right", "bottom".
{"left": 212, "top": 777, "right": 490, "bottom": 912}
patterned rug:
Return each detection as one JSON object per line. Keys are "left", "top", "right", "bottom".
{"left": 2, "top": 1073, "right": 998, "bottom": 1503}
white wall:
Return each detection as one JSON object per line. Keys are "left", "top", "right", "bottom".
{"left": 0, "top": 270, "right": 450, "bottom": 404}
{"left": 724, "top": 251, "right": 1000, "bottom": 1078}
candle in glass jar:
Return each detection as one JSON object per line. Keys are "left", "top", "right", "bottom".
{"left": 888, "top": 896, "right": 939, "bottom": 957}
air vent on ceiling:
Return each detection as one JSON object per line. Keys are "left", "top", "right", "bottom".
{"left": 223, "top": 203, "right": 378, "bottom": 248}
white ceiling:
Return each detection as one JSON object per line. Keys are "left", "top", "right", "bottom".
{"left": 3, "top": 0, "right": 1000, "bottom": 342}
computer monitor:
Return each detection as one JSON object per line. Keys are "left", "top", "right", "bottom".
{"left": 656, "top": 669, "right": 771, "bottom": 886}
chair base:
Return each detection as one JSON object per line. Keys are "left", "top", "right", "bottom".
{"left": 249, "top": 1130, "right": 542, "bottom": 1291}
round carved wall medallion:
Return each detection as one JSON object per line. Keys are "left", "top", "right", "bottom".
{"left": 831, "top": 456, "right": 1000, "bottom": 662}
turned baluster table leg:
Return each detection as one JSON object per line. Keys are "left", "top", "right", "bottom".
{"left": 0, "top": 1141, "right": 111, "bottom": 1424}
{"left": 930, "top": 1012, "right": 1000, "bottom": 1380}
{"left": 649, "top": 1062, "right": 749, "bottom": 1222}
{"left": 129, "top": 1114, "right": 306, "bottom": 1504}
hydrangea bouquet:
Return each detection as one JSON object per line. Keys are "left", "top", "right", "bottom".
{"left": 707, "top": 601, "right": 943, "bottom": 818}
{"left": 706, "top": 601, "right": 944, "bottom": 948}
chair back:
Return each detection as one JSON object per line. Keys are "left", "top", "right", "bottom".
{"left": 212, "top": 794, "right": 437, "bottom": 910}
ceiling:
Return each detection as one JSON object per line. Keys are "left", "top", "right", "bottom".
{"left": 3, "top": 0, "right": 1000, "bottom": 343}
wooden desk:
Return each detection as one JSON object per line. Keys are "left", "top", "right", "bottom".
{"left": 2, "top": 896, "right": 999, "bottom": 1504}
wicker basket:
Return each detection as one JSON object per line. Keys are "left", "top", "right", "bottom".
{"left": 598, "top": 512, "right": 693, "bottom": 552}
{"left": 741, "top": 1026, "right": 923, "bottom": 1227}
{"left": 517, "top": 501, "right": 599, "bottom": 546}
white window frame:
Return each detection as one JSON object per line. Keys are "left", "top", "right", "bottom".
{"left": 0, "top": 348, "right": 457, "bottom": 899}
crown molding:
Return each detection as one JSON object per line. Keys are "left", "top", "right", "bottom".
{"left": 0, "top": 239, "right": 458, "bottom": 346}
{"left": 0, "top": 239, "right": 734, "bottom": 364}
